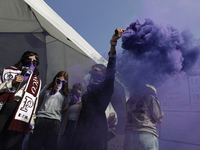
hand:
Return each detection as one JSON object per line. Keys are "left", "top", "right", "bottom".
{"left": 12, "top": 75, "right": 24, "bottom": 84}
{"left": 157, "top": 99, "right": 160, "bottom": 105}
{"left": 111, "top": 28, "right": 125, "bottom": 42}
{"left": 107, "top": 113, "right": 116, "bottom": 126}
{"left": 77, "top": 89, "right": 82, "bottom": 93}
{"left": 26, "top": 129, "right": 34, "bottom": 134}
{"left": 155, "top": 97, "right": 160, "bottom": 105}
{"left": 109, "top": 28, "right": 125, "bottom": 54}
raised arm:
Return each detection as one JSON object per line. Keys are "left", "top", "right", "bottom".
{"left": 109, "top": 28, "right": 125, "bottom": 54}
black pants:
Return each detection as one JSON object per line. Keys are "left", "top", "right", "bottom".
{"left": 0, "top": 101, "right": 25, "bottom": 150}
{"left": 27, "top": 117, "right": 61, "bottom": 150}
{"left": 57, "top": 120, "right": 76, "bottom": 150}
{"left": 0, "top": 130, "right": 25, "bottom": 150}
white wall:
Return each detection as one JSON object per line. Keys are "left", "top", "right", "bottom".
{"left": 157, "top": 76, "right": 200, "bottom": 149}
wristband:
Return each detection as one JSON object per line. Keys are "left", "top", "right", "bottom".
{"left": 29, "top": 124, "right": 34, "bottom": 130}
{"left": 110, "top": 40, "right": 117, "bottom": 46}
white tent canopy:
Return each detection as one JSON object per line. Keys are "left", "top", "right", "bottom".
{"left": 0, "top": 0, "right": 127, "bottom": 134}
{"left": 0, "top": 0, "right": 107, "bottom": 86}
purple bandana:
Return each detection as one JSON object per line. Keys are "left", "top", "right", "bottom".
{"left": 49, "top": 80, "right": 63, "bottom": 95}
{"left": 22, "top": 61, "right": 36, "bottom": 81}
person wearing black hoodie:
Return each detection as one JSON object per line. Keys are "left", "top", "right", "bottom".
{"left": 68, "top": 28, "right": 124, "bottom": 150}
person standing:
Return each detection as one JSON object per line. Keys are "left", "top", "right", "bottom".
{"left": 58, "top": 83, "right": 82, "bottom": 150}
{"left": 68, "top": 28, "right": 124, "bottom": 150}
{"left": 27, "top": 71, "right": 69, "bottom": 150}
{"left": 0, "top": 51, "right": 41, "bottom": 150}
{"left": 123, "top": 84, "right": 164, "bottom": 150}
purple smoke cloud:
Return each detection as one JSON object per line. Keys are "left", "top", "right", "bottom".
{"left": 117, "top": 18, "right": 200, "bottom": 93}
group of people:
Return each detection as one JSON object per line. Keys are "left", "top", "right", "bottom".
{"left": 0, "top": 28, "right": 164, "bottom": 150}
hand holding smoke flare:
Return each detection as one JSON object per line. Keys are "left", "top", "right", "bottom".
{"left": 111, "top": 28, "right": 126, "bottom": 43}
{"left": 115, "top": 28, "right": 127, "bottom": 35}
{"left": 117, "top": 18, "right": 200, "bottom": 92}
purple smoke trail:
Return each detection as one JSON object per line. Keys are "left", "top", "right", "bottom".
{"left": 117, "top": 18, "right": 200, "bottom": 93}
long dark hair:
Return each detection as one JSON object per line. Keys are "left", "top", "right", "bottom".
{"left": 47, "top": 71, "right": 69, "bottom": 97}
{"left": 14, "top": 51, "right": 40, "bottom": 76}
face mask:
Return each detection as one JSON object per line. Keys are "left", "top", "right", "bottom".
{"left": 73, "top": 91, "right": 82, "bottom": 99}
{"left": 82, "top": 72, "right": 105, "bottom": 92}
{"left": 69, "top": 90, "right": 82, "bottom": 106}
{"left": 22, "top": 61, "right": 36, "bottom": 81}
{"left": 23, "top": 61, "right": 36, "bottom": 73}
{"left": 49, "top": 78, "right": 67, "bottom": 95}
{"left": 89, "top": 70, "right": 105, "bottom": 85}
{"left": 57, "top": 80, "right": 63, "bottom": 91}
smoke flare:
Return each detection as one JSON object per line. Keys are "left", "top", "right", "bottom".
{"left": 117, "top": 18, "right": 200, "bottom": 94}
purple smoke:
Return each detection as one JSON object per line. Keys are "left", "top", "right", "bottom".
{"left": 117, "top": 18, "right": 200, "bottom": 93}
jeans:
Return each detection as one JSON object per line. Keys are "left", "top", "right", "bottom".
{"left": 123, "top": 131, "right": 158, "bottom": 150}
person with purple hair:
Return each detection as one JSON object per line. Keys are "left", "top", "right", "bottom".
{"left": 27, "top": 71, "right": 69, "bottom": 150}
{"left": 68, "top": 28, "right": 124, "bottom": 150}
{"left": 0, "top": 51, "right": 41, "bottom": 150}
{"left": 124, "top": 84, "right": 164, "bottom": 150}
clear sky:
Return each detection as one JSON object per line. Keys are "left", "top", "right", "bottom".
{"left": 44, "top": 0, "right": 200, "bottom": 58}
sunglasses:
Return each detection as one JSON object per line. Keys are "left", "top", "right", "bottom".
{"left": 25, "top": 58, "right": 38, "bottom": 66}
{"left": 56, "top": 77, "right": 67, "bottom": 84}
